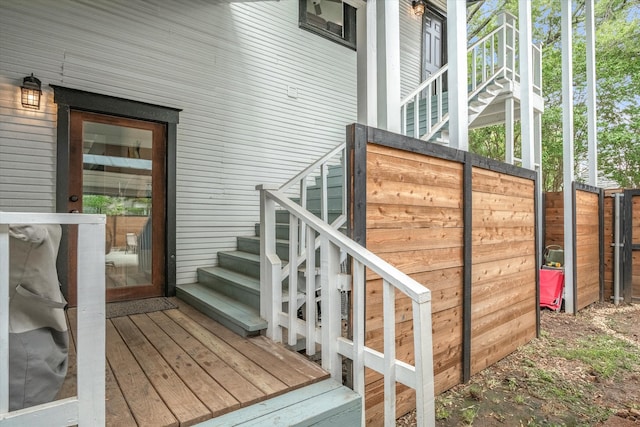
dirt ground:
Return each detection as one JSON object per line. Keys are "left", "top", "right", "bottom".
{"left": 397, "top": 303, "right": 640, "bottom": 426}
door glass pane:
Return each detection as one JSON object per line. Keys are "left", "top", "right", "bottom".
{"left": 81, "top": 121, "right": 153, "bottom": 289}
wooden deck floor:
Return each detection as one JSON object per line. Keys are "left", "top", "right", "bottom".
{"left": 59, "top": 298, "right": 328, "bottom": 427}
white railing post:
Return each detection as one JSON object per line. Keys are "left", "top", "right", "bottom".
{"left": 352, "top": 260, "right": 366, "bottom": 426}
{"left": 288, "top": 213, "right": 299, "bottom": 347}
{"left": 320, "top": 238, "right": 341, "bottom": 380}
{"left": 0, "top": 223, "right": 9, "bottom": 415}
{"left": 320, "top": 163, "right": 329, "bottom": 223}
{"left": 259, "top": 185, "right": 280, "bottom": 340}
{"left": 383, "top": 280, "right": 396, "bottom": 427}
{"left": 413, "top": 94, "right": 420, "bottom": 139}
{"left": 76, "top": 222, "right": 106, "bottom": 426}
{"left": 300, "top": 178, "right": 308, "bottom": 251}
{"left": 305, "top": 226, "right": 317, "bottom": 355}
{"left": 413, "top": 299, "right": 436, "bottom": 426}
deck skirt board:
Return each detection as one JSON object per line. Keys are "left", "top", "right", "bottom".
{"left": 63, "top": 300, "right": 327, "bottom": 427}
{"left": 209, "top": 379, "right": 362, "bottom": 427}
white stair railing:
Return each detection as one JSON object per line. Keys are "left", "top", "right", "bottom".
{"left": 0, "top": 212, "right": 106, "bottom": 426}
{"left": 401, "top": 11, "right": 542, "bottom": 142}
{"left": 257, "top": 187, "right": 435, "bottom": 427}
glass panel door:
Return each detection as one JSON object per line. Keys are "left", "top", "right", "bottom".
{"left": 69, "top": 111, "right": 166, "bottom": 304}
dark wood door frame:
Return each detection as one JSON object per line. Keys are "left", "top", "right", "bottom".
{"left": 51, "top": 85, "right": 180, "bottom": 302}
{"left": 623, "top": 189, "right": 640, "bottom": 303}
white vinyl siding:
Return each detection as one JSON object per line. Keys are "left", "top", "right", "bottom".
{"left": 400, "top": 0, "right": 424, "bottom": 99}
{"left": 0, "top": 0, "right": 357, "bottom": 284}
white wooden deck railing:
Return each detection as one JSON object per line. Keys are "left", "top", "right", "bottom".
{"left": 257, "top": 187, "right": 435, "bottom": 427}
{"left": 401, "top": 11, "right": 542, "bottom": 142}
{"left": 0, "top": 212, "right": 105, "bottom": 427}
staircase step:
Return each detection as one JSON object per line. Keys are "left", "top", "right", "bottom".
{"left": 206, "top": 379, "right": 362, "bottom": 426}
{"left": 197, "top": 266, "right": 260, "bottom": 310}
{"left": 218, "top": 251, "right": 260, "bottom": 279}
{"left": 238, "top": 236, "right": 290, "bottom": 259}
{"left": 255, "top": 223, "right": 290, "bottom": 240}
{"left": 176, "top": 283, "right": 267, "bottom": 337}
{"left": 478, "top": 91, "right": 494, "bottom": 101}
{"left": 276, "top": 209, "right": 343, "bottom": 224}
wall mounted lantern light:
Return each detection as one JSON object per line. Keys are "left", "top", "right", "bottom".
{"left": 412, "top": 0, "right": 426, "bottom": 16}
{"left": 21, "top": 73, "right": 42, "bottom": 110}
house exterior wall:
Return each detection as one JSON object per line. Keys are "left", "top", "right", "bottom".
{"left": 1, "top": 0, "right": 428, "bottom": 285}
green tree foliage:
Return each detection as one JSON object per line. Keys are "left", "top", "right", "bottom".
{"left": 467, "top": 0, "right": 640, "bottom": 191}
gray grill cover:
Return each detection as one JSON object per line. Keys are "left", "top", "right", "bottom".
{"left": 8, "top": 224, "right": 69, "bottom": 410}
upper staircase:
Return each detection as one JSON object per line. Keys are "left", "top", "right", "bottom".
{"left": 401, "top": 11, "right": 542, "bottom": 145}
{"left": 176, "top": 162, "right": 344, "bottom": 338}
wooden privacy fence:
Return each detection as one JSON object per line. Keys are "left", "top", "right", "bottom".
{"left": 347, "top": 125, "right": 539, "bottom": 425}
{"left": 543, "top": 184, "right": 604, "bottom": 311}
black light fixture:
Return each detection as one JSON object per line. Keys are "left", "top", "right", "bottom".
{"left": 21, "top": 73, "right": 42, "bottom": 110}
{"left": 412, "top": 0, "right": 426, "bottom": 16}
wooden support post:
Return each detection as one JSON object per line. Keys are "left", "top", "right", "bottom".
{"left": 376, "top": 0, "right": 400, "bottom": 132}
{"left": 357, "top": 0, "right": 377, "bottom": 127}
{"left": 586, "top": 0, "right": 598, "bottom": 186}
{"left": 562, "top": 0, "right": 576, "bottom": 314}
{"left": 505, "top": 97, "right": 515, "bottom": 164}
{"left": 447, "top": 0, "right": 468, "bottom": 150}
{"left": 519, "top": 0, "right": 535, "bottom": 170}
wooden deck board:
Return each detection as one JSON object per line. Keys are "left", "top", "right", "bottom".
{"left": 172, "top": 298, "right": 329, "bottom": 387}
{"left": 106, "top": 320, "right": 179, "bottom": 427}
{"left": 63, "top": 300, "right": 327, "bottom": 426}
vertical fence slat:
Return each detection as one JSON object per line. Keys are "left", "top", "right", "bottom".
{"left": 305, "top": 226, "right": 317, "bottom": 355}
{"left": 300, "top": 178, "right": 308, "bottom": 251}
{"left": 426, "top": 86, "right": 432, "bottom": 136}
{"left": 76, "top": 222, "right": 106, "bottom": 426}
{"left": 383, "top": 279, "right": 396, "bottom": 427}
{"left": 413, "top": 94, "right": 420, "bottom": 139}
{"left": 321, "top": 164, "right": 328, "bottom": 223}
{"left": 288, "top": 213, "right": 299, "bottom": 347}
{"left": 0, "top": 223, "right": 9, "bottom": 414}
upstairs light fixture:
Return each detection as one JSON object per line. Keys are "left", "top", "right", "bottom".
{"left": 21, "top": 73, "right": 42, "bottom": 110}
{"left": 412, "top": 0, "right": 426, "bottom": 16}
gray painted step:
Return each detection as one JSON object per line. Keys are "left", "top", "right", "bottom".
{"left": 176, "top": 283, "right": 267, "bottom": 337}
{"left": 197, "top": 266, "right": 260, "bottom": 310}
{"left": 306, "top": 186, "right": 344, "bottom": 200}
{"left": 238, "top": 236, "right": 290, "bottom": 260}
{"left": 275, "top": 209, "right": 343, "bottom": 224}
{"left": 218, "top": 251, "right": 260, "bottom": 279}
{"left": 204, "top": 379, "right": 362, "bottom": 427}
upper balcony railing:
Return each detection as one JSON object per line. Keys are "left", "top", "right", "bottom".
{"left": 0, "top": 212, "right": 105, "bottom": 426}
